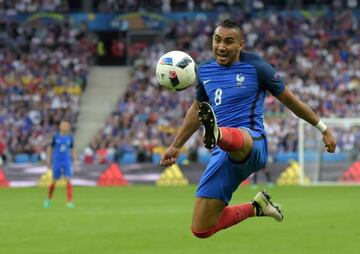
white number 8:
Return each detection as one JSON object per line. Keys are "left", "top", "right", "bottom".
{"left": 214, "top": 88, "right": 222, "bottom": 105}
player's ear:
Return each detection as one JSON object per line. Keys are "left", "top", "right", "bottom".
{"left": 239, "top": 39, "right": 245, "bottom": 50}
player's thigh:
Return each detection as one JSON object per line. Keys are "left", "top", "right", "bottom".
{"left": 228, "top": 128, "right": 253, "bottom": 161}
{"left": 192, "top": 197, "right": 226, "bottom": 231}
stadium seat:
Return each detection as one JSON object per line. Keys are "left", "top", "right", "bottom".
{"left": 120, "top": 152, "right": 137, "bottom": 165}
{"left": 14, "top": 154, "right": 30, "bottom": 163}
{"left": 178, "top": 153, "right": 188, "bottom": 165}
{"left": 274, "top": 152, "right": 297, "bottom": 163}
{"left": 152, "top": 153, "right": 161, "bottom": 164}
{"left": 322, "top": 152, "right": 347, "bottom": 162}
{"left": 31, "top": 154, "right": 39, "bottom": 163}
{"left": 275, "top": 151, "right": 348, "bottom": 163}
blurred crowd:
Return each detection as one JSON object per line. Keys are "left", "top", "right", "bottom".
{"left": 0, "top": 17, "right": 97, "bottom": 163}
{"left": 87, "top": 9, "right": 359, "bottom": 164}
{"left": 0, "top": 0, "right": 358, "bottom": 14}
{"left": 95, "top": 0, "right": 358, "bottom": 13}
{"left": 0, "top": 0, "right": 69, "bottom": 14}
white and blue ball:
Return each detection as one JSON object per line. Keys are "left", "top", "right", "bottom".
{"left": 155, "top": 51, "right": 196, "bottom": 91}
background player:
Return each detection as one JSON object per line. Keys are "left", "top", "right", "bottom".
{"left": 251, "top": 155, "right": 274, "bottom": 189}
{"left": 160, "top": 19, "right": 336, "bottom": 239}
{"left": 44, "top": 121, "right": 78, "bottom": 208}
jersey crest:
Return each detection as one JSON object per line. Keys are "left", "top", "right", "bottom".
{"left": 236, "top": 73, "right": 245, "bottom": 86}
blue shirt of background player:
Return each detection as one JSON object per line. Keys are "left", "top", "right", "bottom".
{"left": 196, "top": 51, "right": 286, "bottom": 136}
{"left": 51, "top": 133, "right": 74, "bottom": 164}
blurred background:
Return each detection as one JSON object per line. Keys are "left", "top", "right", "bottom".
{"left": 0, "top": 0, "right": 359, "bottom": 188}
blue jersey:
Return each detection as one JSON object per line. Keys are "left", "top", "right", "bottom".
{"left": 51, "top": 133, "right": 74, "bottom": 163}
{"left": 196, "top": 51, "right": 285, "bottom": 135}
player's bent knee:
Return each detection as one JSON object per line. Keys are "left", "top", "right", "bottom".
{"left": 191, "top": 227, "right": 215, "bottom": 239}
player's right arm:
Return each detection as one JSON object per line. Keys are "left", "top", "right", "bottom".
{"left": 160, "top": 100, "right": 201, "bottom": 167}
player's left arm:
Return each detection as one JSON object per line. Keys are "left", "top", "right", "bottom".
{"left": 276, "top": 87, "right": 336, "bottom": 153}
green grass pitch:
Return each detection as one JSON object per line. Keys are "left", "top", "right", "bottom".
{"left": 0, "top": 185, "right": 359, "bottom": 254}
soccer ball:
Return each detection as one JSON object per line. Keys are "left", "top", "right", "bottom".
{"left": 155, "top": 51, "right": 196, "bottom": 91}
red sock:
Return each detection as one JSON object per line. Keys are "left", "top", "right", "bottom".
{"left": 48, "top": 182, "right": 56, "bottom": 199}
{"left": 192, "top": 203, "right": 254, "bottom": 238}
{"left": 218, "top": 127, "right": 245, "bottom": 151}
{"left": 66, "top": 181, "right": 73, "bottom": 202}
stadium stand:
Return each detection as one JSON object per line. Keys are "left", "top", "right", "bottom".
{"left": 87, "top": 8, "right": 359, "bottom": 164}
{"left": 0, "top": 10, "right": 97, "bottom": 162}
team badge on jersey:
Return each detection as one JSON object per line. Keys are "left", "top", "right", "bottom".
{"left": 236, "top": 74, "right": 245, "bottom": 86}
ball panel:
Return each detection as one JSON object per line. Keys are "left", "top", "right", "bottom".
{"left": 176, "top": 57, "right": 192, "bottom": 69}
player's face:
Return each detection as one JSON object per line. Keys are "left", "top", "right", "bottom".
{"left": 59, "top": 121, "right": 70, "bottom": 134}
{"left": 212, "top": 26, "right": 244, "bottom": 66}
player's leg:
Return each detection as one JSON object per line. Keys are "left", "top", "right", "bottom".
{"left": 191, "top": 197, "right": 254, "bottom": 238}
{"left": 263, "top": 167, "right": 273, "bottom": 187}
{"left": 192, "top": 149, "right": 258, "bottom": 239}
{"left": 44, "top": 180, "right": 56, "bottom": 208}
{"left": 251, "top": 171, "right": 258, "bottom": 189}
{"left": 191, "top": 194, "right": 283, "bottom": 239}
{"left": 193, "top": 110, "right": 283, "bottom": 238}
{"left": 198, "top": 102, "right": 253, "bottom": 161}
{"left": 64, "top": 163, "right": 75, "bottom": 208}
{"left": 44, "top": 166, "right": 60, "bottom": 208}
{"left": 65, "top": 178, "right": 75, "bottom": 208}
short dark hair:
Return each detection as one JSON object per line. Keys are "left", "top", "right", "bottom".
{"left": 217, "top": 18, "right": 243, "bottom": 38}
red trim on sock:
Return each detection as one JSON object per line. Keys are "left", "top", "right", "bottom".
{"left": 48, "top": 182, "right": 56, "bottom": 199}
{"left": 192, "top": 203, "right": 254, "bottom": 238}
{"left": 218, "top": 127, "right": 245, "bottom": 151}
{"left": 66, "top": 181, "right": 73, "bottom": 202}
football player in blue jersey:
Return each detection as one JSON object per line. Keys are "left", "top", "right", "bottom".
{"left": 44, "top": 121, "right": 78, "bottom": 208}
{"left": 160, "top": 19, "right": 336, "bottom": 238}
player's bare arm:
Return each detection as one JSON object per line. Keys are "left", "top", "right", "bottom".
{"left": 276, "top": 86, "right": 336, "bottom": 153}
{"left": 160, "top": 100, "right": 201, "bottom": 167}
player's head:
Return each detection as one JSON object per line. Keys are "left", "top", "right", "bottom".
{"left": 212, "top": 19, "right": 245, "bottom": 66}
{"left": 59, "top": 121, "right": 70, "bottom": 134}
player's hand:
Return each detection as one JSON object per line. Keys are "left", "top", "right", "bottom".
{"left": 322, "top": 129, "right": 336, "bottom": 153}
{"left": 160, "top": 146, "right": 180, "bottom": 167}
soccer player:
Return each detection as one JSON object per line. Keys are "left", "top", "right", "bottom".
{"left": 160, "top": 19, "right": 336, "bottom": 238}
{"left": 44, "top": 121, "right": 77, "bottom": 208}
{"left": 251, "top": 167, "right": 273, "bottom": 188}
{"left": 251, "top": 155, "right": 274, "bottom": 189}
